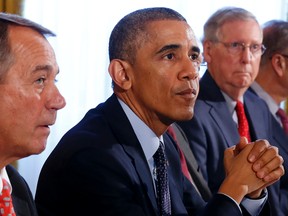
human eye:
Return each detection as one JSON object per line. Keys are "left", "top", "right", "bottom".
{"left": 164, "top": 53, "right": 175, "bottom": 60}
{"left": 250, "top": 44, "right": 260, "bottom": 53}
{"left": 190, "top": 53, "right": 199, "bottom": 61}
{"left": 230, "top": 42, "right": 241, "bottom": 49}
{"left": 35, "top": 77, "right": 46, "bottom": 85}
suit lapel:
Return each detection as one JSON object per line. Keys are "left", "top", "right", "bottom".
{"left": 171, "top": 123, "right": 212, "bottom": 201}
{"left": 6, "top": 165, "right": 37, "bottom": 216}
{"left": 200, "top": 72, "right": 239, "bottom": 147}
{"left": 244, "top": 91, "right": 270, "bottom": 140}
{"left": 102, "top": 95, "right": 158, "bottom": 214}
{"left": 271, "top": 117, "right": 288, "bottom": 154}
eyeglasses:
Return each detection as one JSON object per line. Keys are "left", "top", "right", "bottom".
{"left": 216, "top": 41, "right": 266, "bottom": 56}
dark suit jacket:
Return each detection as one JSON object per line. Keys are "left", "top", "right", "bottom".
{"left": 178, "top": 71, "right": 279, "bottom": 215}
{"left": 6, "top": 165, "right": 38, "bottom": 216}
{"left": 170, "top": 123, "right": 212, "bottom": 202}
{"left": 35, "top": 94, "right": 245, "bottom": 216}
{"left": 249, "top": 86, "right": 288, "bottom": 215}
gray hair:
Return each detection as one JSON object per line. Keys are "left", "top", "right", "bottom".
{"left": 203, "top": 6, "right": 259, "bottom": 42}
{"left": 0, "top": 12, "right": 55, "bottom": 81}
{"left": 260, "top": 20, "right": 288, "bottom": 65}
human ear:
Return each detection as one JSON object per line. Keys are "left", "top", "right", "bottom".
{"left": 108, "top": 59, "right": 132, "bottom": 90}
{"left": 202, "top": 40, "right": 213, "bottom": 63}
{"left": 271, "top": 54, "right": 286, "bottom": 77}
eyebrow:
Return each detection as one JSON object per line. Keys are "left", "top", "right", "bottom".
{"left": 156, "top": 44, "right": 200, "bottom": 55}
{"left": 156, "top": 44, "right": 180, "bottom": 54}
{"left": 32, "top": 64, "right": 60, "bottom": 75}
{"left": 192, "top": 46, "right": 200, "bottom": 53}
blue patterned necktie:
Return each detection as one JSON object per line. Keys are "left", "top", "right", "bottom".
{"left": 153, "top": 141, "right": 171, "bottom": 216}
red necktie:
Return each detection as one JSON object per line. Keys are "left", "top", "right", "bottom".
{"left": 276, "top": 108, "right": 288, "bottom": 135}
{"left": 0, "top": 179, "right": 15, "bottom": 216}
{"left": 235, "top": 101, "right": 251, "bottom": 142}
{"left": 167, "top": 126, "right": 193, "bottom": 183}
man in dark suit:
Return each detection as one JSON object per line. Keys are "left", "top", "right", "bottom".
{"left": 178, "top": 7, "right": 285, "bottom": 216}
{"left": 35, "top": 7, "right": 283, "bottom": 216}
{"left": 250, "top": 20, "right": 288, "bottom": 215}
{"left": 0, "top": 13, "right": 66, "bottom": 215}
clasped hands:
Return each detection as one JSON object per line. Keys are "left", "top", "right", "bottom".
{"left": 219, "top": 137, "right": 285, "bottom": 203}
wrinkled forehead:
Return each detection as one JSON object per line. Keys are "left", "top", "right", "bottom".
{"left": 217, "top": 19, "right": 262, "bottom": 40}
{"left": 145, "top": 20, "right": 198, "bottom": 45}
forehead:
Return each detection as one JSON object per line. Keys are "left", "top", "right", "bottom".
{"left": 219, "top": 19, "right": 262, "bottom": 41}
{"left": 9, "top": 25, "right": 57, "bottom": 64}
{"left": 145, "top": 20, "right": 198, "bottom": 48}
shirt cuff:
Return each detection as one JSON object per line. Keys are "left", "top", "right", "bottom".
{"left": 241, "top": 188, "right": 268, "bottom": 216}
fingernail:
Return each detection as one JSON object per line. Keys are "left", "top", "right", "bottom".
{"left": 263, "top": 175, "right": 270, "bottom": 182}
{"left": 253, "top": 162, "right": 261, "bottom": 171}
{"left": 249, "top": 154, "right": 256, "bottom": 162}
{"left": 257, "top": 171, "right": 264, "bottom": 178}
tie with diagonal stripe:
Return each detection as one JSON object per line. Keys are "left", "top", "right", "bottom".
{"left": 166, "top": 126, "right": 192, "bottom": 183}
{"left": 235, "top": 100, "right": 251, "bottom": 142}
{"left": 276, "top": 108, "right": 288, "bottom": 135}
{"left": 153, "top": 141, "right": 171, "bottom": 216}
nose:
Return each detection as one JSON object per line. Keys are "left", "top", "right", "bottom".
{"left": 241, "top": 47, "right": 252, "bottom": 64}
{"left": 179, "top": 58, "right": 199, "bottom": 81}
{"left": 47, "top": 85, "right": 66, "bottom": 110}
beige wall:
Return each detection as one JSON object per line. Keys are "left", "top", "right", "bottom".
{"left": 0, "top": 0, "right": 23, "bottom": 14}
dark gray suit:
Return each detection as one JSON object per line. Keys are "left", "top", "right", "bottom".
{"left": 249, "top": 86, "right": 288, "bottom": 215}
{"left": 6, "top": 165, "right": 38, "bottom": 216}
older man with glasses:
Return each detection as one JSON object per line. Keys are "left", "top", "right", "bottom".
{"left": 178, "top": 7, "right": 285, "bottom": 216}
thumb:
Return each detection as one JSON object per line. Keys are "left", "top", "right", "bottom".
{"left": 234, "top": 137, "right": 249, "bottom": 156}
{"left": 224, "top": 146, "right": 236, "bottom": 173}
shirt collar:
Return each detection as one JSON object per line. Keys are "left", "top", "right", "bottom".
{"left": 0, "top": 167, "right": 12, "bottom": 194}
{"left": 221, "top": 90, "right": 243, "bottom": 114}
{"left": 118, "top": 98, "right": 161, "bottom": 161}
{"left": 250, "top": 82, "right": 279, "bottom": 115}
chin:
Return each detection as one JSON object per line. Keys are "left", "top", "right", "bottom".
{"left": 28, "top": 141, "right": 47, "bottom": 155}
{"left": 175, "top": 110, "right": 194, "bottom": 121}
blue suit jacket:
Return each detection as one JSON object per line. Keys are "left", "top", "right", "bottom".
{"left": 178, "top": 71, "right": 280, "bottom": 215}
{"left": 249, "top": 87, "right": 288, "bottom": 215}
{"left": 35, "top": 94, "right": 245, "bottom": 216}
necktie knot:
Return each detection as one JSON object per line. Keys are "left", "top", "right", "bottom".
{"left": 153, "top": 142, "right": 171, "bottom": 216}
{"left": 276, "top": 108, "right": 288, "bottom": 135}
{"left": 235, "top": 100, "right": 251, "bottom": 142}
{"left": 0, "top": 179, "right": 15, "bottom": 216}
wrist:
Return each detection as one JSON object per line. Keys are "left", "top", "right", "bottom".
{"left": 218, "top": 176, "right": 247, "bottom": 204}
{"left": 246, "top": 188, "right": 267, "bottom": 200}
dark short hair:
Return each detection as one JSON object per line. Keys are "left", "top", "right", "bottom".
{"left": 0, "top": 12, "right": 55, "bottom": 81}
{"left": 108, "top": 7, "right": 187, "bottom": 64}
{"left": 260, "top": 20, "right": 288, "bottom": 65}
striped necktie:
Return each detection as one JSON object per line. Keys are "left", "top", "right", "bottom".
{"left": 276, "top": 108, "right": 288, "bottom": 135}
